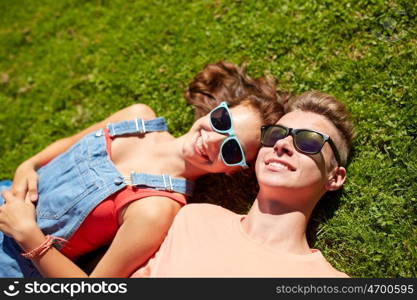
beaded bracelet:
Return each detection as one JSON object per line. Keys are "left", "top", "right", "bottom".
{"left": 21, "top": 235, "right": 67, "bottom": 259}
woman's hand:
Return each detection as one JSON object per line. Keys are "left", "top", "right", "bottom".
{"left": 11, "top": 160, "right": 39, "bottom": 202}
{"left": 0, "top": 190, "right": 38, "bottom": 242}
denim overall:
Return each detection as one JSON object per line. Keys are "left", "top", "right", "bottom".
{"left": 0, "top": 117, "right": 194, "bottom": 277}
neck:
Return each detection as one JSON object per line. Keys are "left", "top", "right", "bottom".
{"left": 241, "top": 191, "right": 319, "bottom": 255}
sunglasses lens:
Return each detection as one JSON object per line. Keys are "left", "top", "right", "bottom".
{"left": 295, "top": 131, "right": 324, "bottom": 154}
{"left": 222, "top": 138, "right": 244, "bottom": 165}
{"left": 210, "top": 107, "right": 231, "bottom": 131}
{"left": 261, "top": 126, "right": 288, "bottom": 147}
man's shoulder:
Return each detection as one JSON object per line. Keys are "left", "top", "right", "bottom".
{"left": 179, "top": 203, "right": 237, "bottom": 217}
{"left": 312, "top": 250, "right": 350, "bottom": 278}
{"left": 173, "top": 203, "right": 239, "bottom": 227}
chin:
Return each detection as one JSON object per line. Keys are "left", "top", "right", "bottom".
{"left": 258, "top": 174, "right": 295, "bottom": 189}
{"left": 182, "top": 140, "right": 195, "bottom": 158}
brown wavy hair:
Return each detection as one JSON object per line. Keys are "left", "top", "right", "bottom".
{"left": 184, "top": 61, "right": 289, "bottom": 125}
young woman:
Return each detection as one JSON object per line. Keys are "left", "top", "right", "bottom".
{"left": 0, "top": 61, "right": 284, "bottom": 277}
{"left": 127, "top": 90, "right": 354, "bottom": 277}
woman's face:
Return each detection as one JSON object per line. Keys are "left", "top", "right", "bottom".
{"left": 182, "top": 104, "right": 262, "bottom": 174}
{"left": 255, "top": 110, "right": 344, "bottom": 197}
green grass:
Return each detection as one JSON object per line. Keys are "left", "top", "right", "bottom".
{"left": 0, "top": 0, "right": 416, "bottom": 277}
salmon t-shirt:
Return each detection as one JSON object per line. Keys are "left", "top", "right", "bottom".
{"left": 131, "top": 203, "right": 349, "bottom": 277}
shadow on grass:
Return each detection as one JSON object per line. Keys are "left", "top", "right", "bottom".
{"left": 306, "top": 189, "right": 344, "bottom": 247}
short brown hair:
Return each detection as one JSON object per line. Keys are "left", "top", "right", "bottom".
{"left": 283, "top": 91, "right": 354, "bottom": 166}
{"left": 184, "top": 61, "right": 288, "bottom": 125}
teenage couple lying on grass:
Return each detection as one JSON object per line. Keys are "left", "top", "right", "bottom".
{"left": 0, "top": 61, "right": 353, "bottom": 278}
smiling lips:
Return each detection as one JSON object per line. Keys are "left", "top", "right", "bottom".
{"left": 265, "top": 159, "right": 295, "bottom": 172}
{"left": 195, "top": 130, "right": 210, "bottom": 161}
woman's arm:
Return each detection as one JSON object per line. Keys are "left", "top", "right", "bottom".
{"left": 90, "top": 197, "right": 181, "bottom": 277}
{"left": 0, "top": 191, "right": 180, "bottom": 277}
{"left": 11, "top": 104, "right": 156, "bottom": 201}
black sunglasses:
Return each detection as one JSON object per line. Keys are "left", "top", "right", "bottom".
{"left": 261, "top": 125, "right": 342, "bottom": 166}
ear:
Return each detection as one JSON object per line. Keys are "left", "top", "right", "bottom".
{"left": 325, "top": 166, "right": 346, "bottom": 191}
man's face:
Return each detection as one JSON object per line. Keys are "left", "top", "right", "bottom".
{"left": 255, "top": 110, "right": 344, "bottom": 197}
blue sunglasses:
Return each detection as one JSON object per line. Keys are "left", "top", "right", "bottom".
{"left": 208, "top": 102, "right": 248, "bottom": 168}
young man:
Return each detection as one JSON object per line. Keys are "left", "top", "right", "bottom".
{"left": 131, "top": 91, "right": 354, "bottom": 277}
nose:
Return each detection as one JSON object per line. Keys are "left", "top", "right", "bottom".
{"left": 273, "top": 136, "right": 294, "bottom": 157}
{"left": 208, "top": 131, "right": 227, "bottom": 144}
{"left": 206, "top": 131, "right": 227, "bottom": 152}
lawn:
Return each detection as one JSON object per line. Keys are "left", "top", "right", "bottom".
{"left": 0, "top": 0, "right": 416, "bottom": 277}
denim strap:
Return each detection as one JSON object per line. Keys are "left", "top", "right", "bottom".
{"left": 128, "top": 173, "right": 194, "bottom": 197}
{"left": 0, "top": 180, "right": 12, "bottom": 195}
{"left": 107, "top": 117, "right": 167, "bottom": 137}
